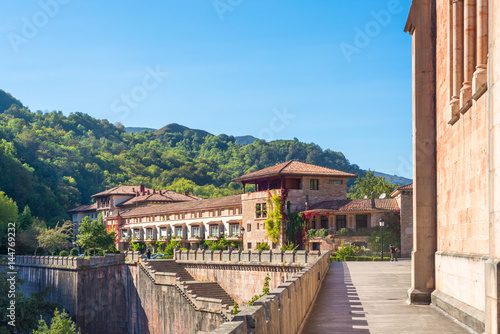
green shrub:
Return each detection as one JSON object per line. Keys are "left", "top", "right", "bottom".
{"left": 256, "top": 242, "right": 270, "bottom": 251}
{"left": 335, "top": 228, "right": 353, "bottom": 237}
{"left": 59, "top": 250, "right": 69, "bottom": 257}
{"left": 307, "top": 228, "right": 330, "bottom": 239}
{"left": 344, "top": 256, "right": 357, "bottom": 261}
{"left": 85, "top": 248, "right": 104, "bottom": 256}
{"left": 70, "top": 248, "right": 79, "bottom": 256}
{"left": 335, "top": 241, "right": 361, "bottom": 261}
{"left": 163, "top": 241, "right": 181, "bottom": 257}
{"left": 280, "top": 242, "right": 298, "bottom": 252}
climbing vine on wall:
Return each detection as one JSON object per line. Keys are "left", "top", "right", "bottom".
{"left": 264, "top": 194, "right": 282, "bottom": 244}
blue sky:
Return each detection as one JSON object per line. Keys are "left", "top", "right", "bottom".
{"left": 0, "top": 0, "right": 413, "bottom": 178}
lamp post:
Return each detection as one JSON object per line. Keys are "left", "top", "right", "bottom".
{"left": 240, "top": 227, "right": 245, "bottom": 250}
{"left": 379, "top": 218, "right": 385, "bottom": 261}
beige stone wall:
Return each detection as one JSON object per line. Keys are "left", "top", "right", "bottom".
{"left": 435, "top": 252, "right": 486, "bottom": 312}
{"left": 435, "top": 1, "right": 489, "bottom": 256}
{"left": 210, "top": 252, "right": 331, "bottom": 334}
{"left": 301, "top": 176, "right": 347, "bottom": 204}
{"left": 398, "top": 192, "right": 414, "bottom": 257}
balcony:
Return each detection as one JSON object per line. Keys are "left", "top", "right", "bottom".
{"left": 171, "top": 236, "right": 187, "bottom": 243}
{"left": 206, "top": 235, "right": 220, "bottom": 241}
{"left": 225, "top": 234, "right": 242, "bottom": 242}
{"left": 188, "top": 235, "right": 204, "bottom": 243}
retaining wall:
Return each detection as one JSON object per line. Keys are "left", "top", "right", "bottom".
{"left": 210, "top": 251, "right": 331, "bottom": 334}
{"left": 175, "top": 250, "right": 319, "bottom": 306}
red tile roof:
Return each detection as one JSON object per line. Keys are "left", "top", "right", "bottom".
{"left": 67, "top": 203, "right": 97, "bottom": 213}
{"left": 232, "top": 160, "right": 358, "bottom": 182}
{"left": 92, "top": 185, "right": 150, "bottom": 198}
{"left": 390, "top": 183, "right": 413, "bottom": 197}
{"left": 117, "top": 191, "right": 202, "bottom": 207}
{"left": 303, "top": 198, "right": 399, "bottom": 213}
{"left": 115, "top": 194, "right": 242, "bottom": 218}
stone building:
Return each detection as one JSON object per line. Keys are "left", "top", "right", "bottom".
{"left": 404, "top": 1, "right": 499, "bottom": 332}
{"left": 69, "top": 160, "right": 412, "bottom": 253}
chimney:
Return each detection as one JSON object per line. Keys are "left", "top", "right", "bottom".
{"left": 153, "top": 189, "right": 156, "bottom": 194}
{"left": 159, "top": 190, "right": 162, "bottom": 195}
{"left": 184, "top": 191, "right": 189, "bottom": 196}
{"left": 140, "top": 184, "right": 145, "bottom": 193}
{"left": 136, "top": 191, "right": 139, "bottom": 197}
{"left": 132, "top": 188, "right": 135, "bottom": 192}
{"left": 371, "top": 192, "right": 375, "bottom": 209}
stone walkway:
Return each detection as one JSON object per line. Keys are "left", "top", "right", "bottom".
{"left": 300, "top": 261, "right": 472, "bottom": 334}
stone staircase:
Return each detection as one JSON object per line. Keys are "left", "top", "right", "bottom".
{"left": 143, "top": 259, "right": 235, "bottom": 313}
{"left": 145, "top": 259, "right": 195, "bottom": 281}
{"left": 184, "top": 282, "right": 235, "bottom": 307}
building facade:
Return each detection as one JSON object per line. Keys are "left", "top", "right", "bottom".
{"left": 405, "top": 1, "right": 499, "bottom": 332}
{"left": 69, "top": 161, "right": 412, "bottom": 253}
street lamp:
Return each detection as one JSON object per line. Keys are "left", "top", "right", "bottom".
{"left": 379, "top": 218, "right": 385, "bottom": 261}
{"left": 240, "top": 227, "right": 245, "bottom": 236}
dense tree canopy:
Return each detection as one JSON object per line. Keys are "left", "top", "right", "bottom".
{"left": 347, "top": 171, "right": 397, "bottom": 199}
{"left": 0, "top": 90, "right": 366, "bottom": 225}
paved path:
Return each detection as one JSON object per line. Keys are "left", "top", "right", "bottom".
{"left": 300, "top": 261, "right": 472, "bottom": 334}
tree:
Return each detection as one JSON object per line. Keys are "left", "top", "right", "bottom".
{"left": 0, "top": 191, "right": 18, "bottom": 253}
{"left": 37, "top": 221, "right": 72, "bottom": 255}
{"left": 347, "top": 171, "right": 398, "bottom": 199}
{"left": 32, "top": 308, "right": 80, "bottom": 334}
{"left": 75, "top": 215, "right": 116, "bottom": 254}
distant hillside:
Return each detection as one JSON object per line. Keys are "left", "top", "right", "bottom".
{"left": 235, "top": 135, "right": 259, "bottom": 145}
{"left": 373, "top": 171, "right": 412, "bottom": 186}
{"left": 154, "top": 123, "right": 211, "bottom": 137}
{"left": 0, "top": 89, "right": 23, "bottom": 112}
{"left": 125, "top": 127, "right": 156, "bottom": 134}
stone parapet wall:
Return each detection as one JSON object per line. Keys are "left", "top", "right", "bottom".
{"left": 174, "top": 249, "right": 320, "bottom": 264}
{"left": 13, "top": 253, "right": 125, "bottom": 269}
{"left": 210, "top": 251, "right": 330, "bottom": 333}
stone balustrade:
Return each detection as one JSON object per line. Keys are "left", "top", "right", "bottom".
{"left": 175, "top": 249, "right": 320, "bottom": 265}
{"left": 11, "top": 253, "right": 125, "bottom": 269}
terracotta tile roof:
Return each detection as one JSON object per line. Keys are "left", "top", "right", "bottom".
{"left": 92, "top": 185, "right": 151, "bottom": 198}
{"left": 67, "top": 203, "right": 97, "bottom": 213}
{"left": 304, "top": 198, "right": 400, "bottom": 213}
{"left": 117, "top": 191, "right": 201, "bottom": 207}
{"left": 390, "top": 183, "right": 413, "bottom": 197}
{"left": 232, "top": 160, "right": 358, "bottom": 182}
{"left": 116, "top": 194, "right": 242, "bottom": 218}
{"left": 397, "top": 183, "right": 413, "bottom": 191}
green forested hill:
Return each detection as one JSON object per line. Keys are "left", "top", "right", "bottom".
{"left": 0, "top": 90, "right": 364, "bottom": 225}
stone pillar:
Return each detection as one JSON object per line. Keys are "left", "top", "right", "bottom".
{"left": 404, "top": 0, "right": 437, "bottom": 304}
{"left": 460, "top": 0, "right": 476, "bottom": 108}
{"left": 450, "top": 0, "right": 464, "bottom": 121}
{"left": 486, "top": 2, "right": 499, "bottom": 332}
{"left": 472, "top": 0, "right": 488, "bottom": 93}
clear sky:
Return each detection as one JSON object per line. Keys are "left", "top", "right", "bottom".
{"left": 0, "top": 0, "right": 413, "bottom": 178}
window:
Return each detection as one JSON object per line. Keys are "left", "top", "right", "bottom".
{"left": 247, "top": 243, "right": 252, "bottom": 250}
{"left": 336, "top": 215, "right": 347, "bottom": 230}
{"left": 145, "top": 228, "right": 153, "bottom": 239}
{"left": 312, "top": 217, "right": 317, "bottom": 229}
{"left": 310, "top": 179, "right": 319, "bottom": 190}
{"left": 247, "top": 223, "right": 252, "bottom": 232}
{"left": 122, "top": 230, "right": 128, "bottom": 238}
{"left": 160, "top": 228, "right": 167, "bottom": 238}
{"left": 229, "top": 224, "right": 240, "bottom": 236}
{"left": 209, "top": 225, "right": 219, "bottom": 236}
{"left": 321, "top": 216, "right": 328, "bottom": 229}
{"left": 192, "top": 226, "right": 200, "bottom": 237}
{"left": 312, "top": 242, "right": 320, "bottom": 251}
{"left": 133, "top": 229, "right": 140, "bottom": 239}
{"left": 255, "top": 203, "right": 267, "bottom": 218}
{"left": 328, "top": 179, "right": 343, "bottom": 185}
{"left": 175, "top": 226, "right": 183, "bottom": 237}
{"left": 356, "top": 215, "right": 368, "bottom": 230}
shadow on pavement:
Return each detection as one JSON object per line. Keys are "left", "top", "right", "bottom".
{"left": 301, "top": 262, "right": 370, "bottom": 333}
